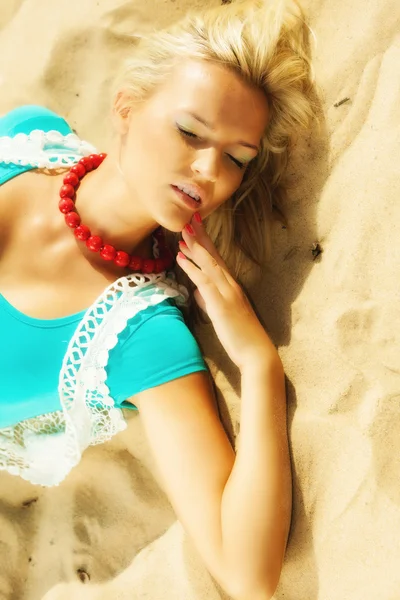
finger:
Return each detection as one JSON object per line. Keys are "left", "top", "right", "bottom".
{"left": 180, "top": 232, "right": 232, "bottom": 295}
{"left": 178, "top": 240, "right": 193, "bottom": 260}
{"left": 188, "top": 216, "right": 228, "bottom": 270}
{"left": 176, "top": 252, "right": 223, "bottom": 306}
{"left": 193, "top": 288, "right": 208, "bottom": 315}
{"left": 181, "top": 222, "right": 228, "bottom": 277}
{"left": 186, "top": 215, "right": 238, "bottom": 287}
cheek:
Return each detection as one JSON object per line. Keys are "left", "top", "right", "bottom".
{"left": 206, "top": 181, "right": 239, "bottom": 217}
{"left": 218, "top": 169, "right": 245, "bottom": 200}
{"left": 132, "top": 126, "right": 186, "bottom": 179}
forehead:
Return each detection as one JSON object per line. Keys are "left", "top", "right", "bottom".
{"left": 150, "top": 59, "right": 269, "bottom": 139}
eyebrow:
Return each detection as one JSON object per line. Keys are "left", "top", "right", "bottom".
{"left": 185, "top": 111, "right": 260, "bottom": 152}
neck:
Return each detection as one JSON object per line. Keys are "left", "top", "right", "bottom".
{"left": 71, "top": 152, "right": 158, "bottom": 258}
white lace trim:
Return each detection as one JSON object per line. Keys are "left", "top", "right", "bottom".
{"left": 0, "top": 273, "right": 188, "bottom": 487}
{"left": 0, "top": 129, "right": 97, "bottom": 168}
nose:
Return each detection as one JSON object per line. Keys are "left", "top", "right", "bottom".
{"left": 191, "top": 148, "right": 218, "bottom": 183}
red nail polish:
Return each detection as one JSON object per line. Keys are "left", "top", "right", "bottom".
{"left": 177, "top": 251, "right": 186, "bottom": 260}
{"left": 194, "top": 212, "right": 202, "bottom": 224}
{"left": 185, "top": 224, "right": 195, "bottom": 235}
{"left": 179, "top": 240, "right": 188, "bottom": 249}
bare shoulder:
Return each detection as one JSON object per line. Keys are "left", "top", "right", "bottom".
{"left": 0, "top": 172, "right": 36, "bottom": 221}
{"left": 0, "top": 171, "right": 57, "bottom": 231}
{"left": 129, "top": 371, "right": 235, "bottom": 583}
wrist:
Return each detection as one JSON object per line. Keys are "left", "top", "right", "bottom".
{"left": 239, "top": 341, "right": 283, "bottom": 375}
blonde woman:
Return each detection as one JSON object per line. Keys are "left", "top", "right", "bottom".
{"left": 0, "top": 0, "right": 315, "bottom": 598}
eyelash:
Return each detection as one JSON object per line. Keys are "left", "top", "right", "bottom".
{"left": 178, "top": 127, "right": 246, "bottom": 170}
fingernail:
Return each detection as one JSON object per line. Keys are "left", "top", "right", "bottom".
{"left": 185, "top": 224, "right": 195, "bottom": 236}
{"left": 177, "top": 251, "right": 187, "bottom": 260}
{"left": 194, "top": 212, "right": 202, "bottom": 224}
{"left": 179, "top": 240, "right": 188, "bottom": 249}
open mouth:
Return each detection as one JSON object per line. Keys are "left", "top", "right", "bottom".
{"left": 171, "top": 185, "right": 202, "bottom": 209}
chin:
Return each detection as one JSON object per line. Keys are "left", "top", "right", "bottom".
{"left": 155, "top": 210, "right": 191, "bottom": 234}
{"left": 164, "top": 222, "right": 188, "bottom": 234}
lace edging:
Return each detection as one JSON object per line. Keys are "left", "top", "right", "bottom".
{"left": 0, "top": 273, "right": 189, "bottom": 486}
{"left": 0, "top": 129, "right": 97, "bottom": 168}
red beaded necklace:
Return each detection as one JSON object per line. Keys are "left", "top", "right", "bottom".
{"left": 58, "top": 153, "right": 174, "bottom": 274}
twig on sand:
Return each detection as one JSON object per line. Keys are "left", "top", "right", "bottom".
{"left": 334, "top": 97, "right": 350, "bottom": 108}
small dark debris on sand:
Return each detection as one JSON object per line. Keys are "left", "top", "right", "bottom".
{"left": 22, "top": 497, "right": 38, "bottom": 508}
{"left": 334, "top": 97, "right": 350, "bottom": 107}
{"left": 77, "top": 568, "right": 91, "bottom": 583}
{"left": 311, "top": 242, "right": 323, "bottom": 260}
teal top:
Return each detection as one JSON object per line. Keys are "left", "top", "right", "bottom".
{"left": 0, "top": 105, "right": 207, "bottom": 429}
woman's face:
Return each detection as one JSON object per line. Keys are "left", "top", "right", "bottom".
{"left": 115, "top": 59, "right": 269, "bottom": 232}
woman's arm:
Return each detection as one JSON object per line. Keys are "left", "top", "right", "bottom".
{"left": 131, "top": 215, "right": 291, "bottom": 599}
{"left": 221, "top": 353, "right": 290, "bottom": 599}
{"left": 132, "top": 345, "right": 289, "bottom": 600}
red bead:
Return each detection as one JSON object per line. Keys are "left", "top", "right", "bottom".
{"left": 114, "top": 251, "right": 130, "bottom": 267}
{"left": 58, "top": 198, "right": 75, "bottom": 214}
{"left": 89, "top": 154, "right": 102, "bottom": 168}
{"left": 70, "top": 163, "right": 86, "bottom": 178}
{"left": 79, "top": 156, "right": 93, "bottom": 171}
{"left": 100, "top": 245, "right": 116, "bottom": 261}
{"left": 65, "top": 212, "right": 81, "bottom": 228}
{"left": 86, "top": 235, "right": 103, "bottom": 252}
{"left": 142, "top": 258, "right": 156, "bottom": 274}
{"left": 59, "top": 153, "right": 169, "bottom": 273}
{"left": 154, "top": 258, "right": 166, "bottom": 273}
{"left": 128, "top": 256, "right": 143, "bottom": 271}
{"left": 63, "top": 172, "right": 79, "bottom": 187}
{"left": 74, "top": 225, "right": 91, "bottom": 241}
{"left": 60, "top": 184, "right": 75, "bottom": 198}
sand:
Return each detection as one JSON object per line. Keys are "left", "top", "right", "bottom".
{"left": 0, "top": 0, "right": 399, "bottom": 598}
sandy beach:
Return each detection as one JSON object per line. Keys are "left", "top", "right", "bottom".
{"left": 0, "top": 0, "right": 399, "bottom": 598}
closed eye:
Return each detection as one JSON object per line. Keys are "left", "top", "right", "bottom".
{"left": 179, "top": 128, "right": 197, "bottom": 139}
{"left": 178, "top": 127, "right": 246, "bottom": 170}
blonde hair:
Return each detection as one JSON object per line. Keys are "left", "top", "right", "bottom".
{"left": 112, "top": 0, "right": 316, "bottom": 304}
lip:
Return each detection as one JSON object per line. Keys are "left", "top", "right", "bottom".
{"left": 171, "top": 182, "right": 206, "bottom": 204}
{"left": 171, "top": 185, "right": 202, "bottom": 211}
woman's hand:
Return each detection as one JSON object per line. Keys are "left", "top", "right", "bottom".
{"left": 176, "top": 214, "right": 277, "bottom": 372}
